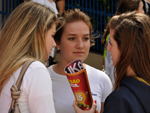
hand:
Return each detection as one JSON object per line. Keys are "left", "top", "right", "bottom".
{"left": 73, "top": 100, "right": 99, "bottom": 113}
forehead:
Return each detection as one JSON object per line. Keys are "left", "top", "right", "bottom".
{"left": 63, "top": 21, "right": 89, "bottom": 33}
{"left": 110, "top": 28, "right": 115, "bottom": 40}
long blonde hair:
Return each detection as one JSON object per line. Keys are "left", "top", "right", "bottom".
{"left": 0, "top": 2, "right": 57, "bottom": 93}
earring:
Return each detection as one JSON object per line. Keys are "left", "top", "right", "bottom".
{"left": 57, "top": 47, "right": 60, "bottom": 50}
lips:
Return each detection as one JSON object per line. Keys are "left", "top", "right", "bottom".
{"left": 73, "top": 52, "right": 84, "bottom": 55}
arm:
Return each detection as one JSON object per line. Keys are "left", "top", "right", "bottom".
{"left": 100, "top": 72, "right": 112, "bottom": 113}
{"left": 24, "top": 66, "right": 55, "bottom": 113}
{"left": 56, "top": 0, "right": 65, "bottom": 14}
{"left": 100, "top": 102, "right": 104, "bottom": 113}
{"left": 101, "top": 72, "right": 113, "bottom": 101}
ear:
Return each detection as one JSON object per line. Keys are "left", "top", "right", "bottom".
{"left": 57, "top": 46, "right": 60, "bottom": 50}
{"left": 56, "top": 43, "right": 61, "bottom": 50}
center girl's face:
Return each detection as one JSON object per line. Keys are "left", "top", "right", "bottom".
{"left": 57, "top": 20, "right": 90, "bottom": 64}
{"left": 107, "top": 28, "right": 120, "bottom": 67}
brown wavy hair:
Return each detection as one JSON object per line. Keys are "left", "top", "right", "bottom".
{"left": 54, "top": 8, "right": 95, "bottom": 47}
{"left": 109, "top": 12, "right": 150, "bottom": 89}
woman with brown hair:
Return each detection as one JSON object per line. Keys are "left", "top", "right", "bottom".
{"left": 102, "top": 0, "right": 144, "bottom": 86}
{"left": 48, "top": 8, "right": 112, "bottom": 113}
{"left": 74, "top": 11, "right": 150, "bottom": 113}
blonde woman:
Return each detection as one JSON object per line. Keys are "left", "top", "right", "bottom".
{"left": 0, "top": 2, "right": 59, "bottom": 113}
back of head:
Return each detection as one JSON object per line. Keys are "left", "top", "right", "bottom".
{"left": 103, "top": 0, "right": 141, "bottom": 45}
{"left": 0, "top": 2, "right": 57, "bottom": 62}
{"left": 116, "top": 0, "right": 141, "bottom": 15}
{"left": 54, "top": 8, "right": 95, "bottom": 46}
{"left": 0, "top": 2, "right": 57, "bottom": 93}
{"left": 109, "top": 12, "right": 150, "bottom": 89}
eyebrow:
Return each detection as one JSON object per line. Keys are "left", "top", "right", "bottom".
{"left": 84, "top": 34, "right": 90, "bottom": 36}
{"left": 67, "top": 34, "right": 90, "bottom": 36}
{"left": 67, "top": 34, "right": 76, "bottom": 36}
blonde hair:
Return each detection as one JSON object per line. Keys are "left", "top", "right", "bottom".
{"left": 0, "top": 2, "right": 57, "bottom": 93}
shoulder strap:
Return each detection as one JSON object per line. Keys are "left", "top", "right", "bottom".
{"left": 16, "top": 60, "right": 35, "bottom": 89}
{"left": 9, "top": 60, "right": 35, "bottom": 111}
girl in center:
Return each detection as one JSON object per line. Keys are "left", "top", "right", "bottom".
{"left": 48, "top": 8, "right": 112, "bottom": 113}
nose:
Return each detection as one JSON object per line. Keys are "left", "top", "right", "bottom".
{"left": 53, "top": 38, "right": 56, "bottom": 47}
{"left": 76, "top": 39, "right": 84, "bottom": 49}
{"left": 107, "top": 43, "right": 111, "bottom": 52}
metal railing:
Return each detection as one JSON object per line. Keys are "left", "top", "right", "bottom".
{"left": 0, "top": 0, "right": 117, "bottom": 54}
{"left": 0, "top": 0, "right": 24, "bottom": 26}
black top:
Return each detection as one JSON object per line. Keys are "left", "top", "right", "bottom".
{"left": 103, "top": 77, "right": 150, "bottom": 113}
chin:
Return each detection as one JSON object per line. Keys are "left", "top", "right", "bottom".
{"left": 112, "top": 62, "right": 115, "bottom": 67}
{"left": 113, "top": 64, "right": 115, "bottom": 67}
{"left": 78, "top": 57, "right": 86, "bottom": 61}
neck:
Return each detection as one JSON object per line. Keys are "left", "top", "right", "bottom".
{"left": 126, "top": 66, "right": 136, "bottom": 77}
{"left": 53, "top": 63, "right": 66, "bottom": 75}
{"left": 53, "top": 60, "right": 86, "bottom": 75}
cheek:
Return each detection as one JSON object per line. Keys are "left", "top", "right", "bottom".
{"left": 107, "top": 44, "right": 111, "bottom": 51}
{"left": 114, "top": 49, "right": 120, "bottom": 64}
{"left": 45, "top": 40, "right": 49, "bottom": 51}
{"left": 46, "top": 39, "right": 51, "bottom": 50}
{"left": 86, "top": 41, "right": 90, "bottom": 48}
{"left": 60, "top": 42, "right": 73, "bottom": 52}
{"left": 84, "top": 43, "right": 90, "bottom": 56}
{"left": 46, "top": 38, "right": 54, "bottom": 54}
{"left": 85, "top": 42, "right": 90, "bottom": 48}
{"left": 116, "top": 45, "right": 120, "bottom": 57}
